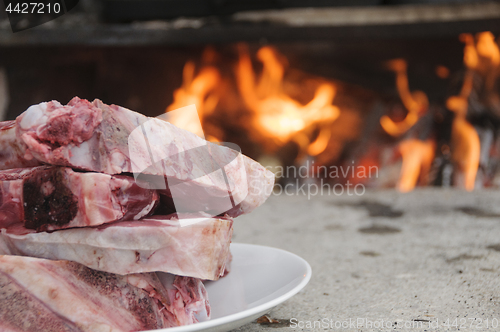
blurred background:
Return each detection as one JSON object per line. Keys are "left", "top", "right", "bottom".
{"left": 0, "top": 0, "right": 499, "bottom": 193}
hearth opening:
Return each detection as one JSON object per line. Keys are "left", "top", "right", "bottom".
{"left": 1, "top": 0, "right": 499, "bottom": 192}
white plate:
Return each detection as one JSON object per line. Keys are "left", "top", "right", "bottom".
{"left": 146, "top": 243, "right": 312, "bottom": 332}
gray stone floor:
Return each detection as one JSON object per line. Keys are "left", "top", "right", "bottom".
{"left": 232, "top": 189, "right": 500, "bottom": 331}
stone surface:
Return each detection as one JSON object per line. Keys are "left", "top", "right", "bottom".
{"left": 232, "top": 189, "right": 500, "bottom": 331}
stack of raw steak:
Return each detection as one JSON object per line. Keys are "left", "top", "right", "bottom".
{"left": 0, "top": 97, "right": 274, "bottom": 331}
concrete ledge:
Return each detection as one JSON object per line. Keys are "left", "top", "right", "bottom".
{"left": 233, "top": 189, "right": 500, "bottom": 331}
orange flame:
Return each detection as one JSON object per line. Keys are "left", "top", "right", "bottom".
{"left": 307, "top": 128, "right": 331, "bottom": 156}
{"left": 380, "top": 59, "right": 435, "bottom": 192}
{"left": 166, "top": 60, "right": 220, "bottom": 139}
{"left": 459, "top": 33, "right": 479, "bottom": 98}
{"left": 476, "top": 32, "right": 500, "bottom": 91}
{"left": 460, "top": 32, "right": 500, "bottom": 96}
{"left": 397, "top": 139, "right": 435, "bottom": 193}
{"left": 444, "top": 32, "right": 497, "bottom": 191}
{"left": 460, "top": 33, "right": 479, "bottom": 70}
{"left": 380, "top": 59, "right": 428, "bottom": 137}
{"left": 236, "top": 45, "right": 340, "bottom": 155}
{"left": 477, "top": 31, "right": 500, "bottom": 67}
{"left": 446, "top": 96, "right": 480, "bottom": 191}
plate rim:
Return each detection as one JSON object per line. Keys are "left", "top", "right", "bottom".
{"left": 148, "top": 242, "right": 312, "bottom": 332}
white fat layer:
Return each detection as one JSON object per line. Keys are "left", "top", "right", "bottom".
{"left": 18, "top": 103, "right": 47, "bottom": 129}
{"left": 68, "top": 140, "right": 92, "bottom": 166}
{"left": 178, "top": 217, "right": 211, "bottom": 227}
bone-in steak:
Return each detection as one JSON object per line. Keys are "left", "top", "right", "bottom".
{"left": 4, "top": 97, "right": 274, "bottom": 217}
{"left": 0, "top": 255, "right": 210, "bottom": 331}
{"left": 0, "top": 166, "right": 159, "bottom": 231}
{"left": 0, "top": 214, "right": 233, "bottom": 280}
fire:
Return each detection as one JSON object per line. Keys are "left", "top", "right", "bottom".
{"left": 476, "top": 32, "right": 500, "bottom": 91}
{"left": 380, "top": 58, "right": 433, "bottom": 192}
{"left": 380, "top": 59, "right": 428, "bottom": 137}
{"left": 460, "top": 32, "right": 500, "bottom": 95}
{"left": 161, "top": 34, "right": 498, "bottom": 192}
{"left": 397, "top": 139, "right": 435, "bottom": 193}
{"left": 166, "top": 58, "right": 220, "bottom": 140}
{"left": 307, "top": 128, "right": 331, "bottom": 156}
{"left": 476, "top": 31, "right": 500, "bottom": 67}
{"left": 442, "top": 32, "right": 498, "bottom": 191}
{"left": 460, "top": 33, "right": 479, "bottom": 70}
{"left": 447, "top": 97, "right": 480, "bottom": 191}
{"left": 380, "top": 32, "right": 495, "bottom": 192}
{"left": 236, "top": 45, "right": 340, "bottom": 156}
{"left": 460, "top": 33, "right": 479, "bottom": 98}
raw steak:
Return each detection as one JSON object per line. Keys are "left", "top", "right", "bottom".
{"left": 0, "top": 255, "right": 210, "bottom": 331}
{"left": 9, "top": 97, "right": 274, "bottom": 217}
{"left": 0, "top": 166, "right": 159, "bottom": 231}
{"left": 0, "top": 214, "right": 233, "bottom": 280}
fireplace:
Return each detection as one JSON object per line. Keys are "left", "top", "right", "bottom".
{"left": 0, "top": 0, "right": 499, "bottom": 193}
